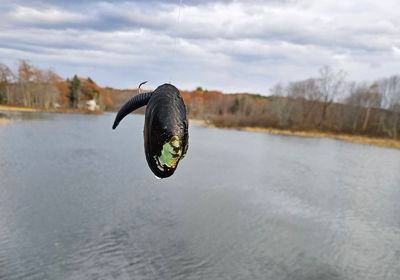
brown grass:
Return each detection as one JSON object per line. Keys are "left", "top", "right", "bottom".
{"left": 0, "top": 105, "right": 38, "bottom": 112}
{"left": 0, "top": 105, "right": 104, "bottom": 115}
{"left": 188, "top": 119, "right": 208, "bottom": 126}
{"left": 189, "top": 119, "right": 400, "bottom": 150}
{"left": 240, "top": 127, "right": 400, "bottom": 149}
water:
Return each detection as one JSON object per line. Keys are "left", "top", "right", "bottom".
{"left": 0, "top": 112, "right": 400, "bottom": 280}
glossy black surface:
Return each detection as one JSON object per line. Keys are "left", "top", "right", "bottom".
{"left": 113, "top": 84, "right": 188, "bottom": 178}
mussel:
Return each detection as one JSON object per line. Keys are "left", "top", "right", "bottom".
{"left": 113, "top": 83, "right": 188, "bottom": 178}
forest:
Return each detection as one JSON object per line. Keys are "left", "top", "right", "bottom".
{"left": 1, "top": 61, "right": 399, "bottom": 140}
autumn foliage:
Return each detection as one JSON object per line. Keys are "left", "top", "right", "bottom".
{"left": 0, "top": 61, "right": 399, "bottom": 140}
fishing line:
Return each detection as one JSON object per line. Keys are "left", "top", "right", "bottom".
{"left": 169, "top": 0, "right": 183, "bottom": 83}
{"left": 178, "top": 0, "right": 183, "bottom": 23}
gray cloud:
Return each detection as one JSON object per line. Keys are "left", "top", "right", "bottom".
{"left": 0, "top": 0, "right": 399, "bottom": 93}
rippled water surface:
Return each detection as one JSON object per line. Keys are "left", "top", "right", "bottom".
{"left": 1, "top": 112, "right": 400, "bottom": 280}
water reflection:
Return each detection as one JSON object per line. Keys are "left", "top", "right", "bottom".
{"left": 0, "top": 113, "right": 400, "bottom": 279}
{"left": 0, "top": 110, "right": 50, "bottom": 121}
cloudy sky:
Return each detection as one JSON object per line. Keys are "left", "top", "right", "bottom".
{"left": 0, "top": 0, "right": 399, "bottom": 93}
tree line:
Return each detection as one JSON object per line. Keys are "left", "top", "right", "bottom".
{"left": 0, "top": 60, "right": 113, "bottom": 110}
{"left": 1, "top": 61, "right": 399, "bottom": 140}
{"left": 272, "top": 66, "right": 400, "bottom": 139}
{"left": 0, "top": 60, "right": 61, "bottom": 108}
{"left": 182, "top": 66, "right": 400, "bottom": 140}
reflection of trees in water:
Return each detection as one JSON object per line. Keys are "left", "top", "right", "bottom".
{"left": 0, "top": 111, "right": 49, "bottom": 121}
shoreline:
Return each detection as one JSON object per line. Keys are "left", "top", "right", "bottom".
{"left": 0, "top": 105, "right": 101, "bottom": 115}
{"left": 1, "top": 106, "right": 399, "bottom": 150}
{"left": 0, "top": 105, "right": 38, "bottom": 112}
{"left": 240, "top": 127, "right": 400, "bottom": 150}
{"left": 0, "top": 105, "right": 100, "bottom": 125}
{"left": 190, "top": 119, "right": 400, "bottom": 150}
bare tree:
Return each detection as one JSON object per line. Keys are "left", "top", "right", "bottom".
{"left": 346, "top": 82, "right": 382, "bottom": 133}
{"left": 377, "top": 76, "right": 400, "bottom": 139}
{"left": 287, "top": 78, "right": 320, "bottom": 127}
{"left": 29, "top": 68, "right": 59, "bottom": 108}
{"left": 1, "top": 61, "right": 62, "bottom": 108}
{"left": 18, "top": 60, "right": 35, "bottom": 107}
{"left": 361, "top": 84, "right": 382, "bottom": 132}
{"left": 379, "top": 75, "right": 400, "bottom": 109}
{"left": 0, "top": 63, "right": 14, "bottom": 104}
{"left": 45, "top": 70, "right": 61, "bottom": 108}
{"left": 346, "top": 83, "right": 367, "bottom": 133}
{"left": 317, "top": 66, "right": 347, "bottom": 130}
{"left": 270, "top": 83, "right": 294, "bottom": 128}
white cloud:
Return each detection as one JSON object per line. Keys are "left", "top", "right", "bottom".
{"left": 9, "top": 6, "right": 86, "bottom": 25}
{"left": 0, "top": 0, "right": 399, "bottom": 93}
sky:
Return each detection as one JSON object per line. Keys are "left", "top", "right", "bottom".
{"left": 0, "top": 0, "right": 399, "bottom": 94}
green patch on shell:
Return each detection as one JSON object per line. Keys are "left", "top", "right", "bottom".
{"left": 159, "top": 136, "right": 182, "bottom": 168}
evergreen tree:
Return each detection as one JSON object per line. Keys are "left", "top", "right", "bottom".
{"left": 68, "top": 75, "right": 80, "bottom": 108}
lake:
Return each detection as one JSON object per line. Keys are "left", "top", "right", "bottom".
{"left": 0, "top": 112, "right": 400, "bottom": 280}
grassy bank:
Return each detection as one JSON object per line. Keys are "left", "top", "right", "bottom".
{"left": 0, "top": 105, "right": 101, "bottom": 125}
{"left": 240, "top": 127, "right": 400, "bottom": 150}
{"left": 0, "top": 105, "right": 102, "bottom": 114}
{"left": 1, "top": 106, "right": 398, "bottom": 150}
{"left": 190, "top": 119, "right": 400, "bottom": 150}
{"left": 0, "top": 105, "right": 38, "bottom": 112}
